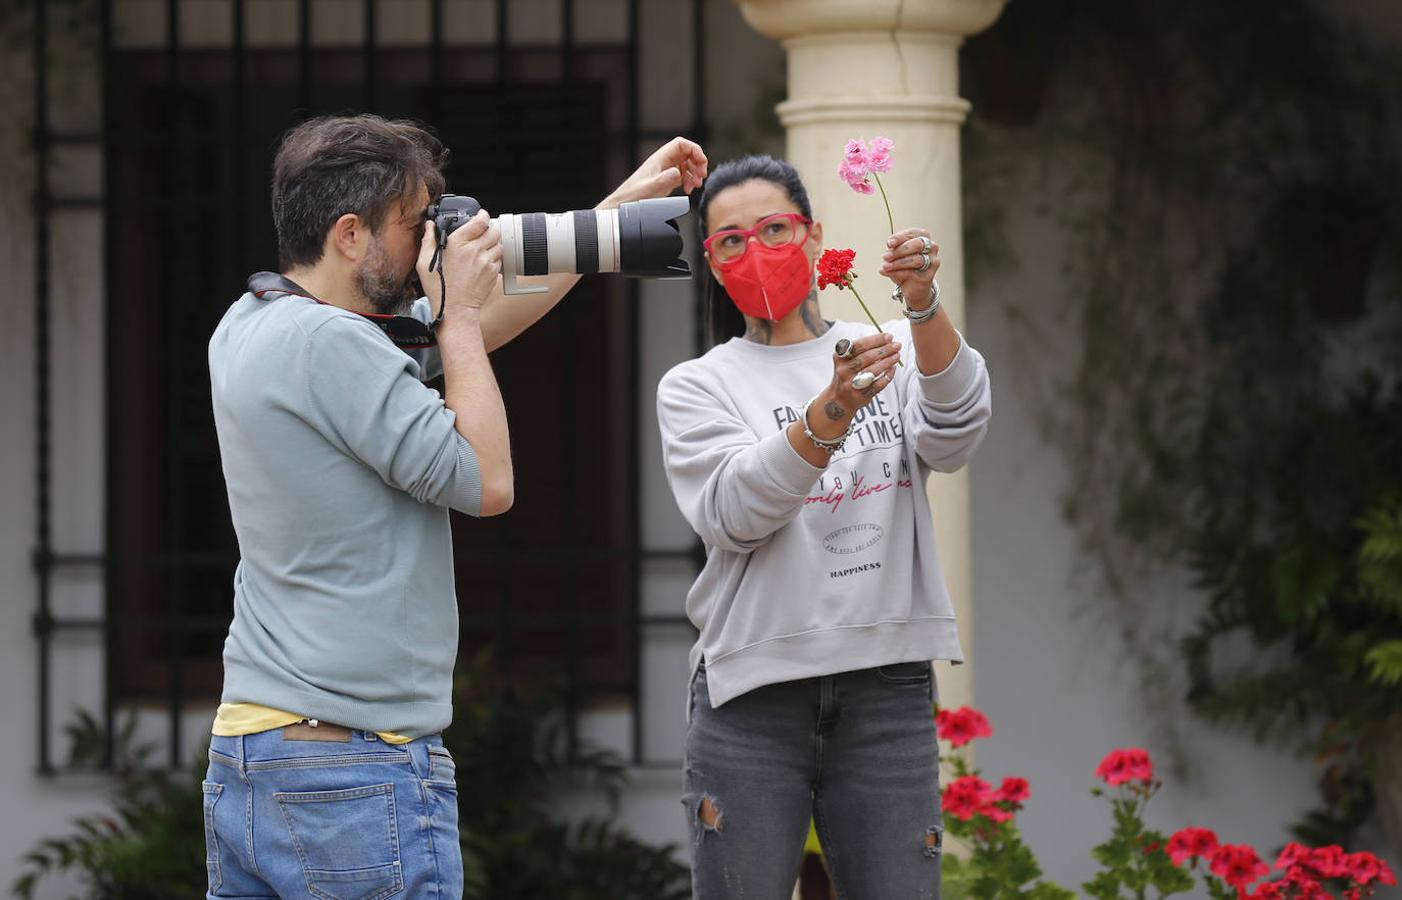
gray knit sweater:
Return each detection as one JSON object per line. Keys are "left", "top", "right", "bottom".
{"left": 209, "top": 291, "right": 479, "bottom": 738}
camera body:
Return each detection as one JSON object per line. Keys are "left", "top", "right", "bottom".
{"left": 425, "top": 194, "right": 691, "bottom": 295}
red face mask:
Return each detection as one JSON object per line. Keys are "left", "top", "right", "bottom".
{"left": 717, "top": 242, "right": 814, "bottom": 322}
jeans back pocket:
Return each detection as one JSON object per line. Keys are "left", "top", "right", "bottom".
{"left": 275, "top": 783, "right": 403, "bottom": 900}
{"left": 202, "top": 781, "right": 224, "bottom": 894}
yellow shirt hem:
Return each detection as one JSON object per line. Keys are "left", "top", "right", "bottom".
{"left": 212, "top": 703, "right": 413, "bottom": 745}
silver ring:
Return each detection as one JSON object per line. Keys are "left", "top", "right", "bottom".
{"left": 834, "top": 338, "right": 854, "bottom": 359}
{"left": 917, "top": 252, "right": 932, "bottom": 273}
{"left": 852, "top": 371, "right": 877, "bottom": 391}
{"left": 919, "top": 235, "right": 932, "bottom": 253}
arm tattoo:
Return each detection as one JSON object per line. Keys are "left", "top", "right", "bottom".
{"left": 744, "top": 317, "right": 772, "bottom": 345}
{"left": 824, "top": 400, "right": 846, "bottom": 421}
{"left": 799, "top": 290, "right": 831, "bottom": 339}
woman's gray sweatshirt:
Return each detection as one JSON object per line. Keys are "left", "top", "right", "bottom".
{"left": 656, "top": 317, "right": 991, "bottom": 708}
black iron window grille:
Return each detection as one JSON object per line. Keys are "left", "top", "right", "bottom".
{"left": 31, "top": 0, "right": 710, "bottom": 774}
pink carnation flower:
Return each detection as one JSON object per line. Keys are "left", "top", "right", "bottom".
{"left": 868, "top": 136, "right": 894, "bottom": 173}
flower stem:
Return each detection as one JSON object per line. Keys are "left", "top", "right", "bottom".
{"left": 873, "top": 173, "right": 895, "bottom": 237}
{"left": 847, "top": 281, "right": 903, "bottom": 366}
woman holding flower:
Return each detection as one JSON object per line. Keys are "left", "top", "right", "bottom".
{"left": 655, "top": 154, "right": 992, "bottom": 900}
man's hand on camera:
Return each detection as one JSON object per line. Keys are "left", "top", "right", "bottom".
{"left": 417, "top": 210, "right": 503, "bottom": 316}
{"left": 597, "top": 136, "right": 709, "bottom": 209}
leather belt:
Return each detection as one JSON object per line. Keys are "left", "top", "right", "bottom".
{"left": 281, "top": 719, "right": 353, "bottom": 742}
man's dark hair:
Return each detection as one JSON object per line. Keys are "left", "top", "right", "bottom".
{"left": 271, "top": 114, "right": 448, "bottom": 269}
{"left": 696, "top": 154, "right": 814, "bottom": 345}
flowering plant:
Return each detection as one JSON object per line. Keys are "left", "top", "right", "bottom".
{"left": 934, "top": 708, "right": 1397, "bottom": 900}
{"left": 840, "top": 136, "right": 896, "bottom": 235}
{"left": 816, "top": 248, "right": 900, "bottom": 363}
{"left": 936, "top": 706, "right": 1076, "bottom": 899}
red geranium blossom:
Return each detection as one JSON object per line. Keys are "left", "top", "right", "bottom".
{"left": 1285, "top": 878, "right": 1330, "bottom": 900}
{"left": 1247, "top": 882, "right": 1285, "bottom": 900}
{"left": 1210, "top": 844, "right": 1270, "bottom": 891}
{"left": 983, "top": 804, "right": 1014, "bottom": 824}
{"left": 993, "top": 777, "right": 1030, "bottom": 804}
{"left": 1094, "top": 747, "right": 1154, "bottom": 786}
{"left": 1345, "top": 850, "right": 1397, "bottom": 887}
{"left": 1165, "top": 827, "right": 1219, "bottom": 867}
{"left": 936, "top": 707, "right": 994, "bottom": 748}
{"left": 1308, "top": 845, "right": 1349, "bottom": 879}
{"left": 1275, "top": 842, "right": 1312, "bottom": 871}
{"left": 816, "top": 248, "right": 856, "bottom": 290}
{"left": 941, "top": 775, "right": 992, "bottom": 821}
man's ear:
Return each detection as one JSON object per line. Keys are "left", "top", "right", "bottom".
{"left": 329, "top": 212, "right": 369, "bottom": 263}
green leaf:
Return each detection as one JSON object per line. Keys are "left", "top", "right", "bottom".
{"left": 1365, "top": 640, "right": 1402, "bottom": 687}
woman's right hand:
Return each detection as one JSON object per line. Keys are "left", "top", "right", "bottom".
{"left": 809, "top": 332, "right": 902, "bottom": 440}
{"left": 418, "top": 210, "right": 503, "bottom": 315}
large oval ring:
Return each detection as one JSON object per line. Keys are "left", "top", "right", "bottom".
{"left": 852, "top": 371, "right": 877, "bottom": 391}
{"left": 917, "top": 252, "right": 932, "bottom": 273}
{"left": 919, "top": 235, "right": 932, "bottom": 253}
{"left": 834, "top": 337, "right": 855, "bottom": 359}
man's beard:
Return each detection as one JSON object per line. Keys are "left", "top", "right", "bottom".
{"left": 356, "top": 237, "right": 417, "bottom": 316}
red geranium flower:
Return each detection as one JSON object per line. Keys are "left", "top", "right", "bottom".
{"left": 993, "top": 777, "right": 1030, "bottom": 804}
{"left": 1165, "top": 827, "right": 1219, "bottom": 867}
{"left": 1275, "top": 842, "right": 1311, "bottom": 871}
{"left": 983, "top": 804, "right": 1014, "bottom": 824}
{"left": 1247, "top": 882, "right": 1285, "bottom": 900}
{"left": 1095, "top": 747, "right": 1154, "bottom": 787}
{"left": 1308, "top": 845, "right": 1349, "bottom": 879}
{"left": 941, "top": 775, "right": 992, "bottom": 821}
{"left": 1345, "top": 850, "right": 1396, "bottom": 887}
{"left": 816, "top": 248, "right": 856, "bottom": 290}
{"left": 1210, "top": 844, "right": 1270, "bottom": 891}
{"left": 936, "top": 707, "right": 994, "bottom": 748}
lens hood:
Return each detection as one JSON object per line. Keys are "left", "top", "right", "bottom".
{"left": 617, "top": 196, "right": 691, "bottom": 279}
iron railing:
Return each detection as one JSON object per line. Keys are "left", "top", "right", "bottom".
{"left": 31, "top": 0, "right": 711, "bottom": 774}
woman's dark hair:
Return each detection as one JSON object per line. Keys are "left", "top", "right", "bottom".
{"left": 271, "top": 114, "right": 448, "bottom": 269}
{"left": 696, "top": 155, "right": 813, "bottom": 345}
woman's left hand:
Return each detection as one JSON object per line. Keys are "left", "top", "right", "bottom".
{"left": 880, "top": 228, "right": 940, "bottom": 308}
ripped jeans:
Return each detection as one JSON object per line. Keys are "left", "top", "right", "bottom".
{"left": 682, "top": 661, "right": 943, "bottom": 900}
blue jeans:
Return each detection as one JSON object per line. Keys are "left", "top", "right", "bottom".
{"left": 683, "top": 661, "right": 944, "bottom": 900}
{"left": 202, "top": 728, "right": 462, "bottom": 899}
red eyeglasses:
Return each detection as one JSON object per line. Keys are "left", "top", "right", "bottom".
{"left": 703, "top": 212, "right": 813, "bottom": 264}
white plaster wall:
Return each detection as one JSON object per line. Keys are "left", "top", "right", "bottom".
{"left": 0, "top": 32, "right": 109, "bottom": 898}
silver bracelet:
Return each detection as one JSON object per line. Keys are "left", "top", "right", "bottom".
{"left": 891, "top": 280, "right": 941, "bottom": 324}
{"left": 801, "top": 394, "right": 852, "bottom": 454}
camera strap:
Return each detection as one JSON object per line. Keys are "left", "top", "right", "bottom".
{"left": 246, "top": 272, "right": 439, "bottom": 349}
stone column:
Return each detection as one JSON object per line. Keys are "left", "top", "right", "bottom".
{"left": 734, "top": 0, "right": 1005, "bottom": 715}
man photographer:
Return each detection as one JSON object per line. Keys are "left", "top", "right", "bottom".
{"left": 202, "top": 114, "right": 706, "bottom": 898}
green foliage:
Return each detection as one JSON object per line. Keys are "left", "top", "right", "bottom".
{"left": 1082, "top": 792, "right": 1194, "bottom": 900}
{"left": 943, "top": 834, "right": 1076, "bottom": 900}
{"left": 11, "top": 710, "right": 207, "bottom": 900}
{"left": 14, "top": 654, "right": 688, "bottom": 900}
{"left": 962, "top": 0, "right": 1402, "bottom": 849}
{"left": 445, "top": 650, "right": 690, "bottom": 900}
{"left": 1366, "top": 642, "right": 1402, "bottom": 688}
